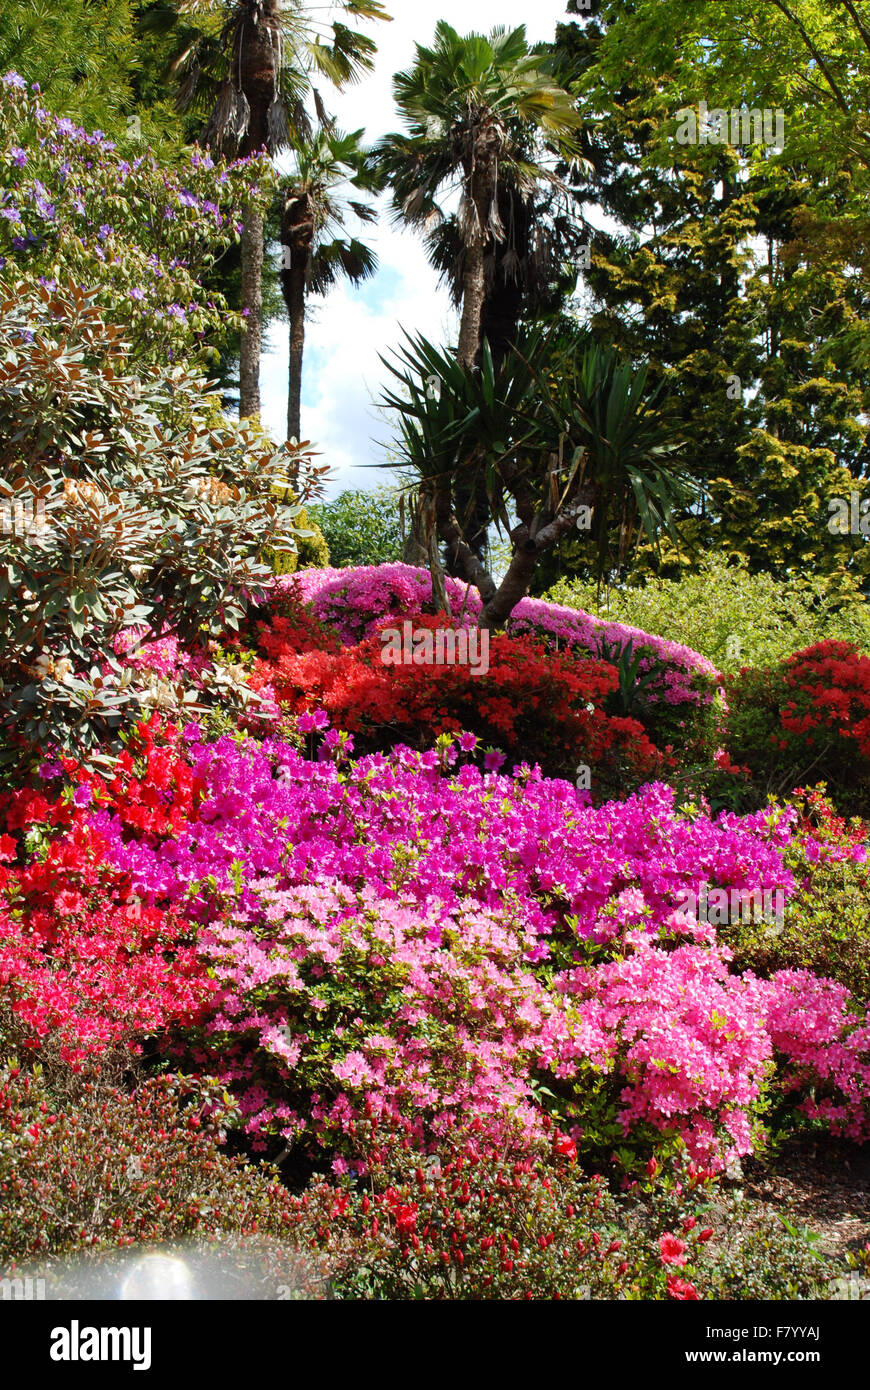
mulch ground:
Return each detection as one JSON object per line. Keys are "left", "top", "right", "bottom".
{"left": 743, "top": 1137, "right": 870, "bottom": 1258}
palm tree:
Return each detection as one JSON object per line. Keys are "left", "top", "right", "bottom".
{"left": 154, "top": 0, "right": 389, "bottom": 418}
{"left": 376, "top": 22, "right": 584, "bottom": 371}
{"left": 280, "top": 126, "right": 381, "bottom": 442}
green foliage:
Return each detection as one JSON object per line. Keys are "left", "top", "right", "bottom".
{"left": 546, "top": 555, "right": 870, "bottom": 673}
{"left": 0, "top": 75, "right": 272, "bottom": 370}
{"left": 596, "top": 637, "right": 665, "bottom": 721}
{"left": 0, "top": 276, "right": 313, "bottom": 765}
{"left": 550, "top": 5, "right": 870, "bottom": 588}
{"left": 586, "top": 0, "right": 870, "bottom": 187}
{"left": 723, "top": 793, "right": 870, "bottom": 1006}
{"left": 266, "top": 503, "right": 330, "bottom": 574}
{"left": 0, "top": 1, "right": 141, "bottom": 136}
{"left": 308, "top": 489, "right": 403, "bottom": 568}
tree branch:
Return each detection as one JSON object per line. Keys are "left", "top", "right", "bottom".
{"left": 762, "top": 0, "right": 851, "bottom": 115}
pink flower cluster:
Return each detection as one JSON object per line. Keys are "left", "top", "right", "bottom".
{"left": 190, "top": 885, "right": 560, "bottom": 1153}
{"left": 273, "top": 564, "right": 718, "bottom": 709}
{"left": 554, "top": 945, "right": 774, "bottom": 1163}
{"left": 6, "top": 718, "right": 870, "bottom": 1165}
{"left": 91, "top": 733, "right": 794, "bottom": 949}
{"left": 764, "top": 970, "right": 870, "bottom": 1142}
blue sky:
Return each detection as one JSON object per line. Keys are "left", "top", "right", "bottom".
{"left": 259, "top": 0, "right": 577, "bottom": 498}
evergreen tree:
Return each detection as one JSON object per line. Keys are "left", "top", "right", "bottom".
{"left": 538, "top": 1, "right": 870, "bottom": 593}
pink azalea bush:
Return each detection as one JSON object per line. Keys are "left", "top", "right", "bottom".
{"left": 42, "top": 723, "right": 863, "bottom": 1169}
{"left": 273, "top": 563, "right": 718, "bottom": 703}
{"left": 266, "top": 563, "right": 723, "bottom": 760}
{"left": 89, "top": 729, "right": 795, "bottom": 947}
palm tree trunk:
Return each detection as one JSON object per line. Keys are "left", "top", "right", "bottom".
{"left": 457, "top": 238, "right": 487, "bottom": 370}
{"left": 287, "top": 265, "right": 306, "bottom": 442}
{"left": 448, "top": 152, "right": 496, "bottom": 578}
{"left": 236, "top": 0, "right": 283, "bottom": 420}
{"left": 239, "top": 206, "right": 264, "bottom": 419}
{"left": 456, "top": 137, "right": 498, "bottom": 369}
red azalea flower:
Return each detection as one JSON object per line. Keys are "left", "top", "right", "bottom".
{"left": 659, "top": 1233, "right": 688, "bottom": 1266}
{"left": 667, "top": 1275, "right": 700, "bottom": 1300}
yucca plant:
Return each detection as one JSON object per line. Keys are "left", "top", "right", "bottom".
{"left": 380, "top": 324, "right": 692, "bottom": 626}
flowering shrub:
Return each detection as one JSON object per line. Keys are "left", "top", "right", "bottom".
{"left": 725, "top": 788, "right": 870, "bottom": 1004}
{"left": 3, "top": 717, "right": 870, "bottom": 1176}
{"left": 2, "top": 724, "right": 853, "bottom": 1165}
{"left": 0, "top": 277, "right": 314, "bottom": 767}
{"left": 552, "top": 944, "right": 775, "bottom": 1167}
{"left": 270, "top": 563, "right": 722, "bottom": 755}
{"left": 0, "top": 1041, "right": 317, "bottom": 1288}
{"left": 191, "top": 900, "right": 791, "bottom": 1169}
{"left": 0, "top": 893, "right": 210, "bottom": 1066}
{"left": 0, "top": 73, "right": 270, "bottom": 367}
{"left": 726, "top": 641, "right": 870, "bottom": 813}
{"left": 249, "top": 612, "right": 660, "bottom": 789}
{"left": 282, "top": 1112, "right": 828, "bottom": 1300}
{"left": 276, "top": 563, "right": 477, "bottom": 645}
{"left": 187, "top": 887, "right": 571, "bottom": 1156}
{"left": 284, "top": 1109, "right": 633, "bottom": 1300}
{"left": 0, "top": 718, "right": 215, "bottom": 1061}
{"left": 763, "top": 970, "right": 870, "bottom": 1142}
{"left": 82, "top": 731, "right": 796, "bottom": 956}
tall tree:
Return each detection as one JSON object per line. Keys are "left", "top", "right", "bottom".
{"left": 154, "top": 0, "right": 388, "bottom": 418}
{"left": 377, "top": 22, "right": 584, "bottom": 371}
{"left": 377, "top": 22, "right": 584, "bottom": 571}
{"left": 421, "top": 153, "right": 585, "bottom": 370}
{"left": 279, "top": 126, "right": 380, "bottom": 441}
{"left": 540, "top": 0, "right": 870, "bottom": 592}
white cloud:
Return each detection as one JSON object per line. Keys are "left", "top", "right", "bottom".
{"left": 260, "top": 0, "right": 575, "bottom": 497}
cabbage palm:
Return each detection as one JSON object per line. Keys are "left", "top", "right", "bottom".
{"left": 377, "top": 22, "right": 584, "bottom": 370}
{"left": 155, "top": 0, "right": 389, "bottom": 418}
{"left": 380, "top": 328, "right": 691, "bottom": 626}
{"left": 280, "top": 126, "right": 380, "bottom": 441}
